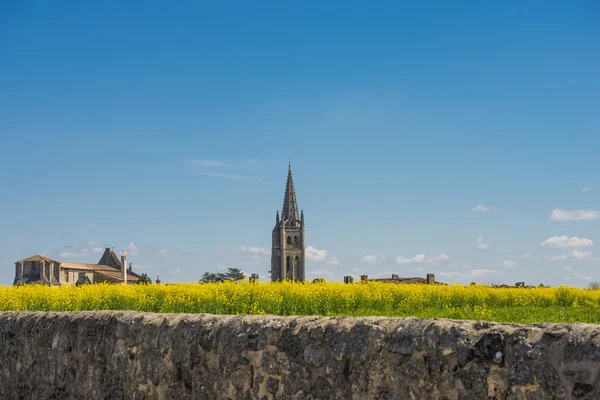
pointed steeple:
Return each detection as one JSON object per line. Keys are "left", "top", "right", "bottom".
{"left": 281, "top": 162, "right": 300, "bottom": 222}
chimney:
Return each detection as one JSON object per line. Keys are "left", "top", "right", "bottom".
{"left": 391, "top": 274, "right": 399, "bottom": 280}
{"left": 344, "top": 275, "right": 354, "bottom": 284}
{"left": 121, "top": 250, "right": 127, "bottom": 284}
{"left": 360, "top": 274, "right": 368, "bottom": 281}
{"left": 129, "top": 262, "right": 132, "bottom": 271}
{"left": 426, "top": 273, "right": 435, "bottom": 285}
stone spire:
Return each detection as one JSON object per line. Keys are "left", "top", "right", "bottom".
{"left": 281, "top": 162, "right": 300, "bottom": 222}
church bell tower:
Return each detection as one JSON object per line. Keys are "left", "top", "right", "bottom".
{"left": 271, "top": 163, "right": 305, "bottom": 282}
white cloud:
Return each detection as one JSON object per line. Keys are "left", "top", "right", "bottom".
{"left": 473, "top": 205, "right": 493, "bottom": 212}
{"left": 240, "top": 246, "right": 269, "bottom": 255}
{"left": 361, "top": 254, "right": 387, "bottom": 264}
{"left": 426, "top": 254, "right": 449, "bottom": 263}
{"left": 91, "top": 248, "right": 104, "bottom": 253}
{"left": 564, "top": 266, "right": 573, "bottom": 272}
{"left": 326, "top": 257, "right": 340, "bottom": 265}
{"left": 550, "top": 209, "right": 600, "bottom": 221}
{"left": 199, "top": 172, "right": 252, "bottom": 182}
{"left": 59, "top": 251, "right": 90, "bottom": 258}
{"left": 540, "top": 236, "right": 594, "bottom": 249}
{"left": 190, "top": 159, "right": 234, "bottom": 167}
{"left": 472, "top": 237, "right": 491, "bottom": 250}
{"left": 439, "top": 269, "right": 499, "bottom": 278}
{"left": 566, "top": 271, "right": 593, "bottom": 281}
{"left": 126, "top": 242, "right": 139, "bottom": 256}
{"left": 306, "top": 246, "right": 328, "bottom": 261}
{"left": 311, "top": 269, "right": 333, "bottom": 277}
{"left": 545, "top": 250, "right": 593, "bottom": 262}
{"left": 395, "top": 253, "right": 448, "bottom": 264}
{"left": 470, "top": 269, "right": 498, "bottom": 277}
{"left": 502, "top": 260, "right": 517, "bottom": 269}
{"left": 88, "top": 241, "right": 101, "bottom": 246}
{"left": 582, "top": 187, "right": 593, "bottom": 192}
{"left": 545, "top": 254, "right": 568, "bottom": 262}
{"left": 158, "top": 249, "right": 168, "bottom": 255}
{"left": 409, "top": 267, "right": 424, "bottom": 272}
{"left": 396, "top": 254, "right": 425, "bottom": 264}
{"left": 439, "top": 271, "right": 462, "bottom": 277}
{"left": 571, "top": 249, "right": 592, "bottom": 260}
{"left": 522, "top": 253, "right": 534, "bottom": 260}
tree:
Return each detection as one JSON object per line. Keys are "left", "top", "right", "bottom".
{"left": 200, "top": 272, "right": 222, "bottom": 283}
{"left": 200, "top": 268, "right": 247, "bottom": 283}
{"left": 312, "top": 278, "right": 326, "bottom": 284}
{"left": 137, "top": 273, "right": 152, "bottom": 284}
{"left": 589, "top": 282, "right": 600, "bottom": 290}
{"left": 224, "top": 268, "right": 246, "bottom": 281}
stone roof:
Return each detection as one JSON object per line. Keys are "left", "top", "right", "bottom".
{"left": 281, "top": 163, "right": 300, "bottom": 222}
{"left": 97, "top": 248, "right": 122, "bottom": 269}
{"left": 15, "top": 255, "right": 59, "bottom": 264}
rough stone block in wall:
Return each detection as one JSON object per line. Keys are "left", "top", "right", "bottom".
{"left": 0, "top": 312, "right": 599, "bottom": 399}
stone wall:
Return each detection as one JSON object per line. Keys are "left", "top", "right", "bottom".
{"left": 0, "top": 312, "right": 599, "bottom": 399}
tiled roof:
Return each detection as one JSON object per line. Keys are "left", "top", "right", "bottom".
{"left": 15, "top": 255, "right": 59, "bottom": 264}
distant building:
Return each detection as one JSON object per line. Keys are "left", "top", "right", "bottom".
{"left": 13, "top": 248, "right": 139, "bottom": 286}
{"left": 271, "top": 163, "right": 306, "bottom": 282}
{"left": 348, "top": 273, "right": 443, "bottom": 285}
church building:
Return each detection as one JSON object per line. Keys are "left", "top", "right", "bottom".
{"left": 14, "top": 248, "right": 139, "bottom": 286}
{"left": 271, "top": 163, "right": 306, "bottom": 282}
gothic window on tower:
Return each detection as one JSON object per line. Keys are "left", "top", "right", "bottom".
{"left": 287, "top": 236, "right": 291, "bottom": 245}
{"left": 294, "top": 236, "right": 298, "bottom": 245}
{"left": 294, "top": 256, "right": 299, "bottom": 279}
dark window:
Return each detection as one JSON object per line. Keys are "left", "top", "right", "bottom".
{"left": 294, "top": 236, "right": 298, "bottom": 245}
{"left": 287, "top": 236, "right": 291, "bottom": 245}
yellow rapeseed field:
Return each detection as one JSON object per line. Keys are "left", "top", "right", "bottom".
{"left": 1, "top": 281, "right": 600, "bottom": 324}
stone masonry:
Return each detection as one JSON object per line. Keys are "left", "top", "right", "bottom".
{"left": 1, "top": 312, "right": 600, "bottom": 399}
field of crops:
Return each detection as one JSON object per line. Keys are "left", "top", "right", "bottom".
{"left": 2, "top": 281, "right": 600, "bottom": 324}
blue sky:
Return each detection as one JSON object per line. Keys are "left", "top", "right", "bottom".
{"left": 1, "top": 1, "right": 599, "bottom": 286}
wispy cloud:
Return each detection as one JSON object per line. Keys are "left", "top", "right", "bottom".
{"left": 473, "top": 205, "right": 494, "bottom": 212}
{"left": 571, "top": 249, "right": 593, "bottom": 260}
{"left": 472, "top": 237, "right": 491, "bottom": 250}
{"left": 310, "top": 269, "right": 334, "bottom": 277}
{"left": 395, "top": 254, "right": 448, "bottom": 264}
{"left": 582, "top": 187, "right": 593, "bottom": 192}
{"left": 199, "top": 172, "right": 255, "bottom": 182}
{"left": 240, "top": 246, "right": 269, "bottom": 255}
{"left": 157, "top": 248, "right": 169, "bottom": 255}
{"left": 126, "top": 242, "right": 139, "bottom": 256}
{"left": 540, "top": 236, "right": 594, "bottom": 249}
{"left": 550, "top": 209, "right": 600, "bottom": 221}
{"left": 306, "top": 246, "right": 328, "bottom": 261}
{"left": 545, "top": 250, "right": 593, "bottom": 262}
{"left": 59, "top": 251, "right": 90, "bottom": 258}
{"left": 439, "top": 269, "right": 500, "bottom": 279}
{"left": 189, "top": 159, "right": 236, "bottom": 167}
{"left": 361, "top": 254, "right": 387, "bottom": 264}
{"left": 325, "top": 257, "right": 340, "bottom": 265}
{"left": 502, "top": 260, "right": 517, "bottom": 269}
{"left": 91, "top": 247, "right": 104, "bottom": 253}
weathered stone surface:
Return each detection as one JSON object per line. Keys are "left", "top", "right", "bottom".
{"left": 0, "top": 312, "right": 600, "bottom": 399}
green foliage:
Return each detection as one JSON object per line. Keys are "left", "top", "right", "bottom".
{"left": 311, "top": 278, "right": 326, "bottom": 284}
{"left": 200, "top": 268, "right": 246, "bottom": 283}
{"left": 137, "top": 273, "right": 152, "bottom": 285}
{"left": 589, "top": 282, "right": 600, "bottom": 290}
